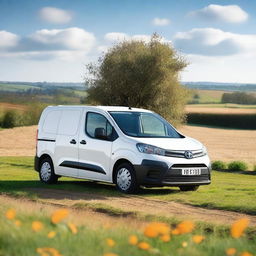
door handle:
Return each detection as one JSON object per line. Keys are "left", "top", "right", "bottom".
{"left": 70, "top": 139, "right": 76, "bottom": 144}
{"left": 80, "top": 140, "right": 87, "bottom": 145}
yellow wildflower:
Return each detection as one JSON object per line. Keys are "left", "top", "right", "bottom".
{"left": 106, "top": 238, "right": 115, "bottom": 247}
{"left": 68, "top": 222, "right": 78, "bottom": 234}
{"left": 143, "top": 222, "right": 170, "bottom": 238}
{"left": 14, "top": 220, "right": 21, "bottom": 227}
{"left": 160, "top": 234, "right": 171, "bottom": 242}
{"left": 182, "top": 241, "right": 188, "bottom": 247}
{"left": 47, "top": 231, "right": 56, "bottom": 238}
{"left": 240, "top": 252, "right": 253, "bottom": 256}
{"left": 5, "top": 209, "right": 16, "bottom": 220}
{"left": 138, "top": 242, "right": 150, "bottom": 250}
{"left": 32, "top": 221, "right": 44, "bottom": 232}
{"left": 51, "top": 209, "right": 69, "bottom": 224}
{"left": 192, "top": 235, "right": 205, "bottom": 244}
{"left": 231, "top": 218, "right": 249, "bottom": 238}
{"left": 103, "top": 253, "right": 118, "bottom": 256}
{"left": 128, "top": 235, "right": 138, "bottom": 245}
{"left": 226, "top": 248, "right": 237, "bottom": 256}
{"left": 177, "top": 220, "right": 195, "bottom": 234}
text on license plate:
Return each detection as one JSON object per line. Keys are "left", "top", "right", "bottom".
{"left": 182, "top": 168, "right": 201, "bottom": 175}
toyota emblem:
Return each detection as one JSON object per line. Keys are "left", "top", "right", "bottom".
{"left": 184, "top": 151, "right": 193, "bottom": 159}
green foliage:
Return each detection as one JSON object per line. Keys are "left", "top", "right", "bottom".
{"left": 86, "top": 34, "right": 188, "bottom": 126}
{"left": 187, "top": 113, "right": 256, "bottom": 129}
{"left": 212, "top": 161, "right": 226, "bottom": 170}
{"left": 228, "top": 161, "right": 248, "bottom": 172}
{"left": 1, "top": 111, "right": 17, "bottom": 128}
{"left": 222, "top": 92, "right": 256, "bottom": 105}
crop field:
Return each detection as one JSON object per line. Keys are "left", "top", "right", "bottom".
{"left": 1, "top": 125, "right": 255, "bottom": 167}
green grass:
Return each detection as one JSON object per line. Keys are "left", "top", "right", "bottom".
{"left": 0, "top": 157, "right": 256, "bottom": 215}
{"left": 0, "top": 198, "right": 255, "bottom": 256}
{"left": 0, "top": 83, "right": 41, "bottom": 92}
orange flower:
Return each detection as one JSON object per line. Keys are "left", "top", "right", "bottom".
{"left": 143, "top": 222, "right": 170, "bottom": 238}
{"left": 177, "top": 221, "right": 195, "bottom": 234}
{"left": 171, "top": 228, "right": 180, "bottom": 235}
{"left": 231, "top": 218, "right": 249, "bottom": 238}
{"left": 106, "top": 238, "right": 115, "bottom": 247}
{"left": 103, "top": 253, "right": 118, "bottom": 256}
{"left": 36, "top": 247, "right": 62, "bottom": 256}
{"left": 5, "top": 209, "right": 16, "bottom": 220}
{"left": 160, "top": 234, "right": 171, "bottom": 242}
{"left": 32, "top": 221, "right": 44, "bottom": 232}
{"left": 182, "top": 241, "right": 188, "bottom": 247}
{"left": 14, "top": 220, "right": 22, "bottom": 227}
{"left": 192, "top": 235, "right": 205, "bottom": 244}
{"left": 226, "top": 248, "right": 237, "bottom": 256}
{"left": 240, "top": 252, "right": 253, "bottom": 256}
{"left": 47, "top": 231, "right": 56, "bottom": 238}
{"left": 51, "top": 209, "right": 69, "bottom": 224}
{"left": 68, "top": 223, "right": 78, "bottom": 234}
{"left": 138, "top": 242, "right": 150, "bottom": 250}
{"left": 129, "top": 235, "right": 138, "bottom": 245}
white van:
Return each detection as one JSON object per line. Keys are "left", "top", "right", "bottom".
{"left": 35, "top": 106, "right": 211, "bottom": 193}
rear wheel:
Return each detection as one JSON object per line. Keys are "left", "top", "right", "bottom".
{"left": 115, "top": 163, "right": 139, "bottom": 194}
{"left": 179, "top": 185, "right": 199, "bottom": 191}
{"left": 39, "top": 157, "right": 58, "bottom": 184}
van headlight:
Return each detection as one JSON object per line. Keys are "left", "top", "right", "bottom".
{"left": 202, "top": 146, "right": 207, "bottom": 156}
{"left": 136, "top": 143, "right": 165, "bottom": 156}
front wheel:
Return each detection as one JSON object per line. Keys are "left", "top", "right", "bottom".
{"left": 115, "top": 163, "right": 139, "bottom": 194}
{"left": 39, "top": 157, "right": 58, "bottom": 184}
{"left": 179, "top": 185, "right": 199, "bottom": 191}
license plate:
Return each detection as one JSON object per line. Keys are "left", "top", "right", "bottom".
{"left": 182, "top": 168, "right": 201, "bottom": 176}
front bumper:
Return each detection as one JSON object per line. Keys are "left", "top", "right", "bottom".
{"left": 134, "top": 160, "right": 211, "bottom": 187}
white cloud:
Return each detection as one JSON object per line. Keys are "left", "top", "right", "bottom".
{"left": 39, "top": 7, "right": 73, "bottom": 24}
{"left": 0, "top": 28, "right": 96, "bottom": 61}
{"left": 152, "top": 17, "right": 170, "bottom": 26}
{"left": 174, "top": 28, "right": 256, "bottom": 56}
{"left": 189, "top": 4, "right": 248, "bottom": 23}
{"left": 104, "top": 32, "right": 130, "bottom": 42}
{"left": 0, "top": 31, "right": 19, "bottom": 49}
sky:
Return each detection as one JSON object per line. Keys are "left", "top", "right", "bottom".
{"left": 0, "top": 0, "right": 256, "bottom": 83}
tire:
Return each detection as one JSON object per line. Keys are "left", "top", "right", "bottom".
{"left": 115, "top": 163, "right": 139, "bottom": 194}
{"left": 179, "top": 185, "right": 199, "bottom": 191}
{"left": 39, "top": 157, "right": 58, "bottom": 184}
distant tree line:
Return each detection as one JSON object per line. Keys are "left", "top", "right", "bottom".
{"left": 221, "top": 92, "right": 256, "bottom": 105}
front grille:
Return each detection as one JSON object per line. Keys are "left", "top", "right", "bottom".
{"left": 163, "top": 164, "right": 210, "bottom": 183}
{"left": 165, "top": 149, "right": 205, "bottom": 159}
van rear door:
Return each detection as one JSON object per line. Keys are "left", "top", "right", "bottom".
{"left": 54, "top": 109, "right": 82, "bottom": 177}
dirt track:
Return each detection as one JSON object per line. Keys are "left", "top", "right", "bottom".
{"left": 30, "top": 188, "right": 256, "bottom": 226}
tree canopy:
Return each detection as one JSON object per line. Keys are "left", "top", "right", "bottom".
{"left": 85, "top": 35, "right": 188, "bottom": 125}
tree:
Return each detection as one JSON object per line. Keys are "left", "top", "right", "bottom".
{"left": 85, "top": 35, "right": 188, "bottom": 125}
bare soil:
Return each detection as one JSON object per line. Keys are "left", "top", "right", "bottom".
{"left": 26, "top": 188, "right": 256, "bottom": 226}
{"left": 1, "top": 125, "right": 255, "bottom": 166}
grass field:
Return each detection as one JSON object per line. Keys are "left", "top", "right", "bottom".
{"left": 1, "top": 196, "right": 255, "bottom": 256}
{"left": 1, "top": 156, "right": 256, "bottom": 215}
{"left": 1, "top": 156, "right": 256, "bottom": 256}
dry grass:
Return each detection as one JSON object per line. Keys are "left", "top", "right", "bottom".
{"left": 179, "top": 125, "right": 256, "bottom": 167}
{"left": 0, "top": 125, "right": 255, "bottom": 167}
{"left": 0, "top": 102, "right": 27, "bottom": 112}
{"left": 186, "top": 105, "right": 256, "bottom": 114}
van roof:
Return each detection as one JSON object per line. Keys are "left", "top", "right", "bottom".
{"left": 50, "top": 105, "right": 152, "bottom": 113}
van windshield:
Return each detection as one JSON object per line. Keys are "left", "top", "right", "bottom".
{"left": 109, "top": 111, "right": 182, "bottom": 138}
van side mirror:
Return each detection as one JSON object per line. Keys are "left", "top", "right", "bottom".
{"left": 94, "top": 127, "right": 107, "bottom": 140}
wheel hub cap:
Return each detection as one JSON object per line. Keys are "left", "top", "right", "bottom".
{"left": 117, "top": 168, "right": 132, "bottom": 191}
{"left": 40, "top": 162, "right": 51, "bottom": 181}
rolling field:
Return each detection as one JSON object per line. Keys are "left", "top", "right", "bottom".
{"left": 1, "top": 125, "right": 255, "bottom": 167}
